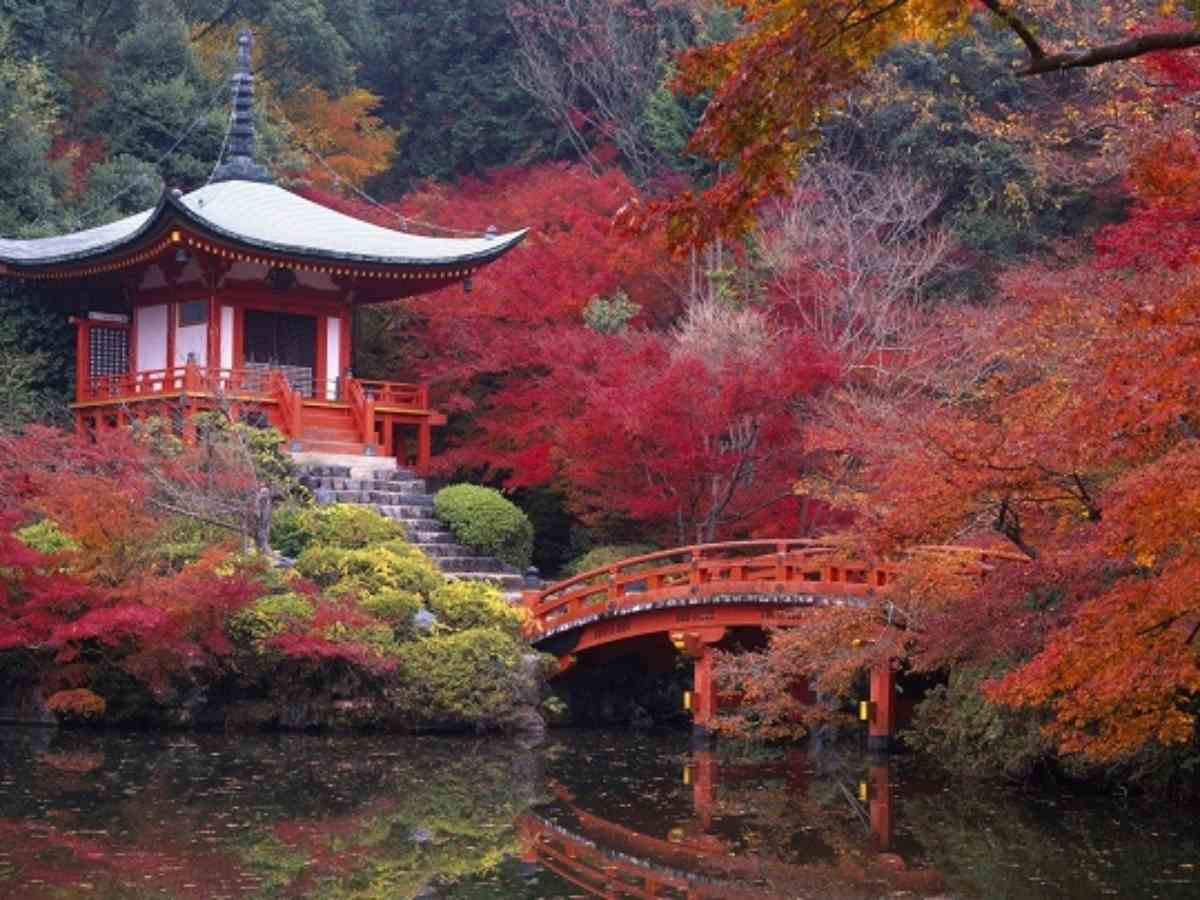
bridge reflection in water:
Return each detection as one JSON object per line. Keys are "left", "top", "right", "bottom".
{"left": 517, "top": 748, "right": 945, "bottom": 899}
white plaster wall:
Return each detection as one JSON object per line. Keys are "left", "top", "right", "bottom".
{"left": 175, "top": 322, "right": 207, "bottom": 367}
{"left": 326, "top": 316, "right": 342, "bottom": 399}
{"left": 135, "top": 304, "right": 168, "bottom": 372}
{"left": 220, "top": 306, "right": 235, "bottom": 370}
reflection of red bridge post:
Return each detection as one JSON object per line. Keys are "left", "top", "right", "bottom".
{"left": 671, "top": 627, "right": 727, "bottom": 740}
{"left": 869, "top": 761, "right": 893, "bottom": 853}
{"left": 867, "top": 664, "right": 897, "bottom": 753}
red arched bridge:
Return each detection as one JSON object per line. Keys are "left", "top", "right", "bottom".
{"left": 522, "top": 540, "right": 1026, "bottom": 746}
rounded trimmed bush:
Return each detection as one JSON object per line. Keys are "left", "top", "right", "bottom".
{"left": 433, "top": 484, "right": 533, "bottom": 570}
{"left": 270, "top": 503, "right": 405, "bottom": 557}
{"left": 356, "top": 588, "right": 424, "bottom": 640}
{"left": 427, "top": 580, "right": 524, "bottom": 636}
{"left": 228, "top": 592, "right": 316, "bottom": 645}
{"left": 295, "top": 545, "right": 443, "bottom": 600}
{"left": 391, "top": 627, "right": 529, "bottom": 728}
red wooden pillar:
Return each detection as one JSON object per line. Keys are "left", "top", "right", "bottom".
{"left": 692, "top": 647, "right": 718, "bottom": 733}
{"left": 72, "top": 317, "right": 89, "bottom": 405}
{"left": 416, "top": 420, "right": 432, "bottom": 469}
{"left": 868, "top": 663, "right": 896, "bottom": 753}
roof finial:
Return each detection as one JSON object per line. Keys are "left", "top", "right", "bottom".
{"left": 211, "top": 28, "right": 272, "bottom": 184}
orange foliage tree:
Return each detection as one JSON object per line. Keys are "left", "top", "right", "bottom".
{"left": 664, "top": 0, "right": 1200, "bottom": 243}
{"left": 280, "top": 86, "right": 398, "bottom": 189}
{"left": 732, "top": 127, "right": 1200, "bottom": 761}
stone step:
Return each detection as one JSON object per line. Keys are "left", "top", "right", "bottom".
{"left": 414, "top": 542, "right": 468, "bottom": 558}
{"left": 437, "top": 555, "right": 519, "bottom": 575}
{"left": 375, "top": 504, "right": 436, "bottom": 520}
{"left": 317, "top": 490, "right": 432, "bottom": 506}
{"left": 406, "top": 529, "right": 456, "bottom": 544}
{"left": 297, "top": 465, "right": 352, "bottom": 478}
{"left": 450, "top": 572, "right": 528, "bottom": 590}
{"left": 300, "top": 477, "right": 427, "bottom": 494}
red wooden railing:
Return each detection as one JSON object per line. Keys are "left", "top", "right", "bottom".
{"left": 353, "top": 380, "right": 428, "bottom": 409}
{"left": 266, "top": 369, "right": 303, "bottom": 439}
{"left": 346, "top": 377, "right": 376, "bottom": 447}
{"left": 524, "top": 540, "right": 1029, "bottom": 639}
{"left": 80, "top": 364, "right": 282, "bottom": 404}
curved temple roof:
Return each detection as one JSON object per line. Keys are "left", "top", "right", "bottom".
{"left": 0, "top": 180, "right": 526, "bottom": 271}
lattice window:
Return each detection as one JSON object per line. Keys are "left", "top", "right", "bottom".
{"left": 89, "top": 327, "right": 129, "bottom": 378}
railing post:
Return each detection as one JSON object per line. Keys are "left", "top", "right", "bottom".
{"left": 418, "top": 382, "right": 430, "bottom": 411}
{"left": 689, "top": 550, "right": 702, "bottom": 589}
{"left": 183, "top": 358, "right": 199, "bottom": 392}
{"left": 606, "top": 565, "right": 624, "bottom": 603}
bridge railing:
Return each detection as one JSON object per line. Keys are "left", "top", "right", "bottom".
{"left": 524, "top": 540, "right": 909, "bottom": 637}
{"left": 524, "top": 540, "right": 1032, "bottom": 639}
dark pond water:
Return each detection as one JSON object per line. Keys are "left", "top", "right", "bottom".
{"left": 0, "top": 727, "right": 1197, "bottom": 899}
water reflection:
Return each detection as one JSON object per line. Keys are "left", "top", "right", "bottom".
{"left": 517, "top": 744, "right": 942, "bottom": 900}
{"left": 0, "top": 727, "right": 1198, "bottom": 898}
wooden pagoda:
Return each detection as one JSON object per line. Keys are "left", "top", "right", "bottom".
{"left": 0, "top": 31, "right": 524, "bottom": 466}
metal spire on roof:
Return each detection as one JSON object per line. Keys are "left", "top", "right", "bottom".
{"left": 211, "top": 29, "right": 272, "bottom": 184}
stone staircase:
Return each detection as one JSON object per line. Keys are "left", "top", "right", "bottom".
{"left": 296, "top": 463, "right": 527, "bottom": 590}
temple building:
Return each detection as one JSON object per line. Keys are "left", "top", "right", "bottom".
{"left": 0, "top": 30, "right": 524, "bottom": 467}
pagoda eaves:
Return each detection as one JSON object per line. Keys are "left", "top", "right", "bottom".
{"left": 0, "top": 180, "right": 526, "bottom": 301}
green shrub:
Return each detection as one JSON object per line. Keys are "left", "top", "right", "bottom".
{"left": 15, "top": 519, "right": 78, "bottom": 555}
{"left": 336, "top": 548, "right": 442, "bottom": 599}
{"left": 433, "top": 484, "right": 533, "bottom": 570}
{"left": 295, "top": 545, "right": 443, "bottom": 599}
{"left": 321, "top": 620, "right": 402, "bottom": 660}
{"left": 427, "top": 580, "right": 523, "bottom": 636}
{"left": 292, "top": 545, "right": 347, "bottom": 588}
{"left": 391, "top": 627, "right": 530, "bottom": 729}
{"left": 565, "top": 544, "right": 658, "bottom": 576}
{"left": 356, "top": 588, "right": 423, "bottom": 640}
{"left": 228, "top": 592, "right": 316, "bottom": 645}
{"left": 904, "top": 665, "right": 1053, "bottom": 782}
{"left": 270, "top": 503, "right": 405, "bottom": 558}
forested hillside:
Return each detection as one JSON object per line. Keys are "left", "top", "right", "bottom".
{"left": 3, "top": 0, "right": 1200, "bottom": 781}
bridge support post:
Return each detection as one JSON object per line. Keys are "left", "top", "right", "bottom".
{"left": 867, "top": 663, "right": 896, "bottom": 754}
{"left": 673, "top": 627, "right": 726, "bottom": 745}
{"left": 692, "top": 647, "right": 717, "bottom": 740}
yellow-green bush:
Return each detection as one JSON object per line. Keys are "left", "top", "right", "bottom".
{"left": 427, "top": 580, "right": 523, "bottom": 636}
{"left": 321, "top": 620, "right": 401, "bottom": 660}
{"left": 391, "top": 627, "right": 529, "bottom": 728}
{"left": 270, "top": 503, "right": 405, "bottom": 558}
{"left": 15, "top": 519, "right": 78, "bottom": 555}
{"left": 357, "top": 587, "right": 423, "bottom": 640}
{"left": 291, "top": 545, "right": 346, "bottom": 588}
{"left": 228, "top": 592, "right": 316, "bottom": 645}
{"left": 295, "top": 545, "right": 443, "bottom": 599}
{"left": 433, "top": 484, "right": 533, "bottom": 570}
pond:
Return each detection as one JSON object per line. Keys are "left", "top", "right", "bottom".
{"left": 0, "top": 727, "right": 1196, "bottom": 898}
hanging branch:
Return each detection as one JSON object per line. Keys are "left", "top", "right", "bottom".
{"left": 979, "top": 0, "right": 1200, "bottom": 76}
